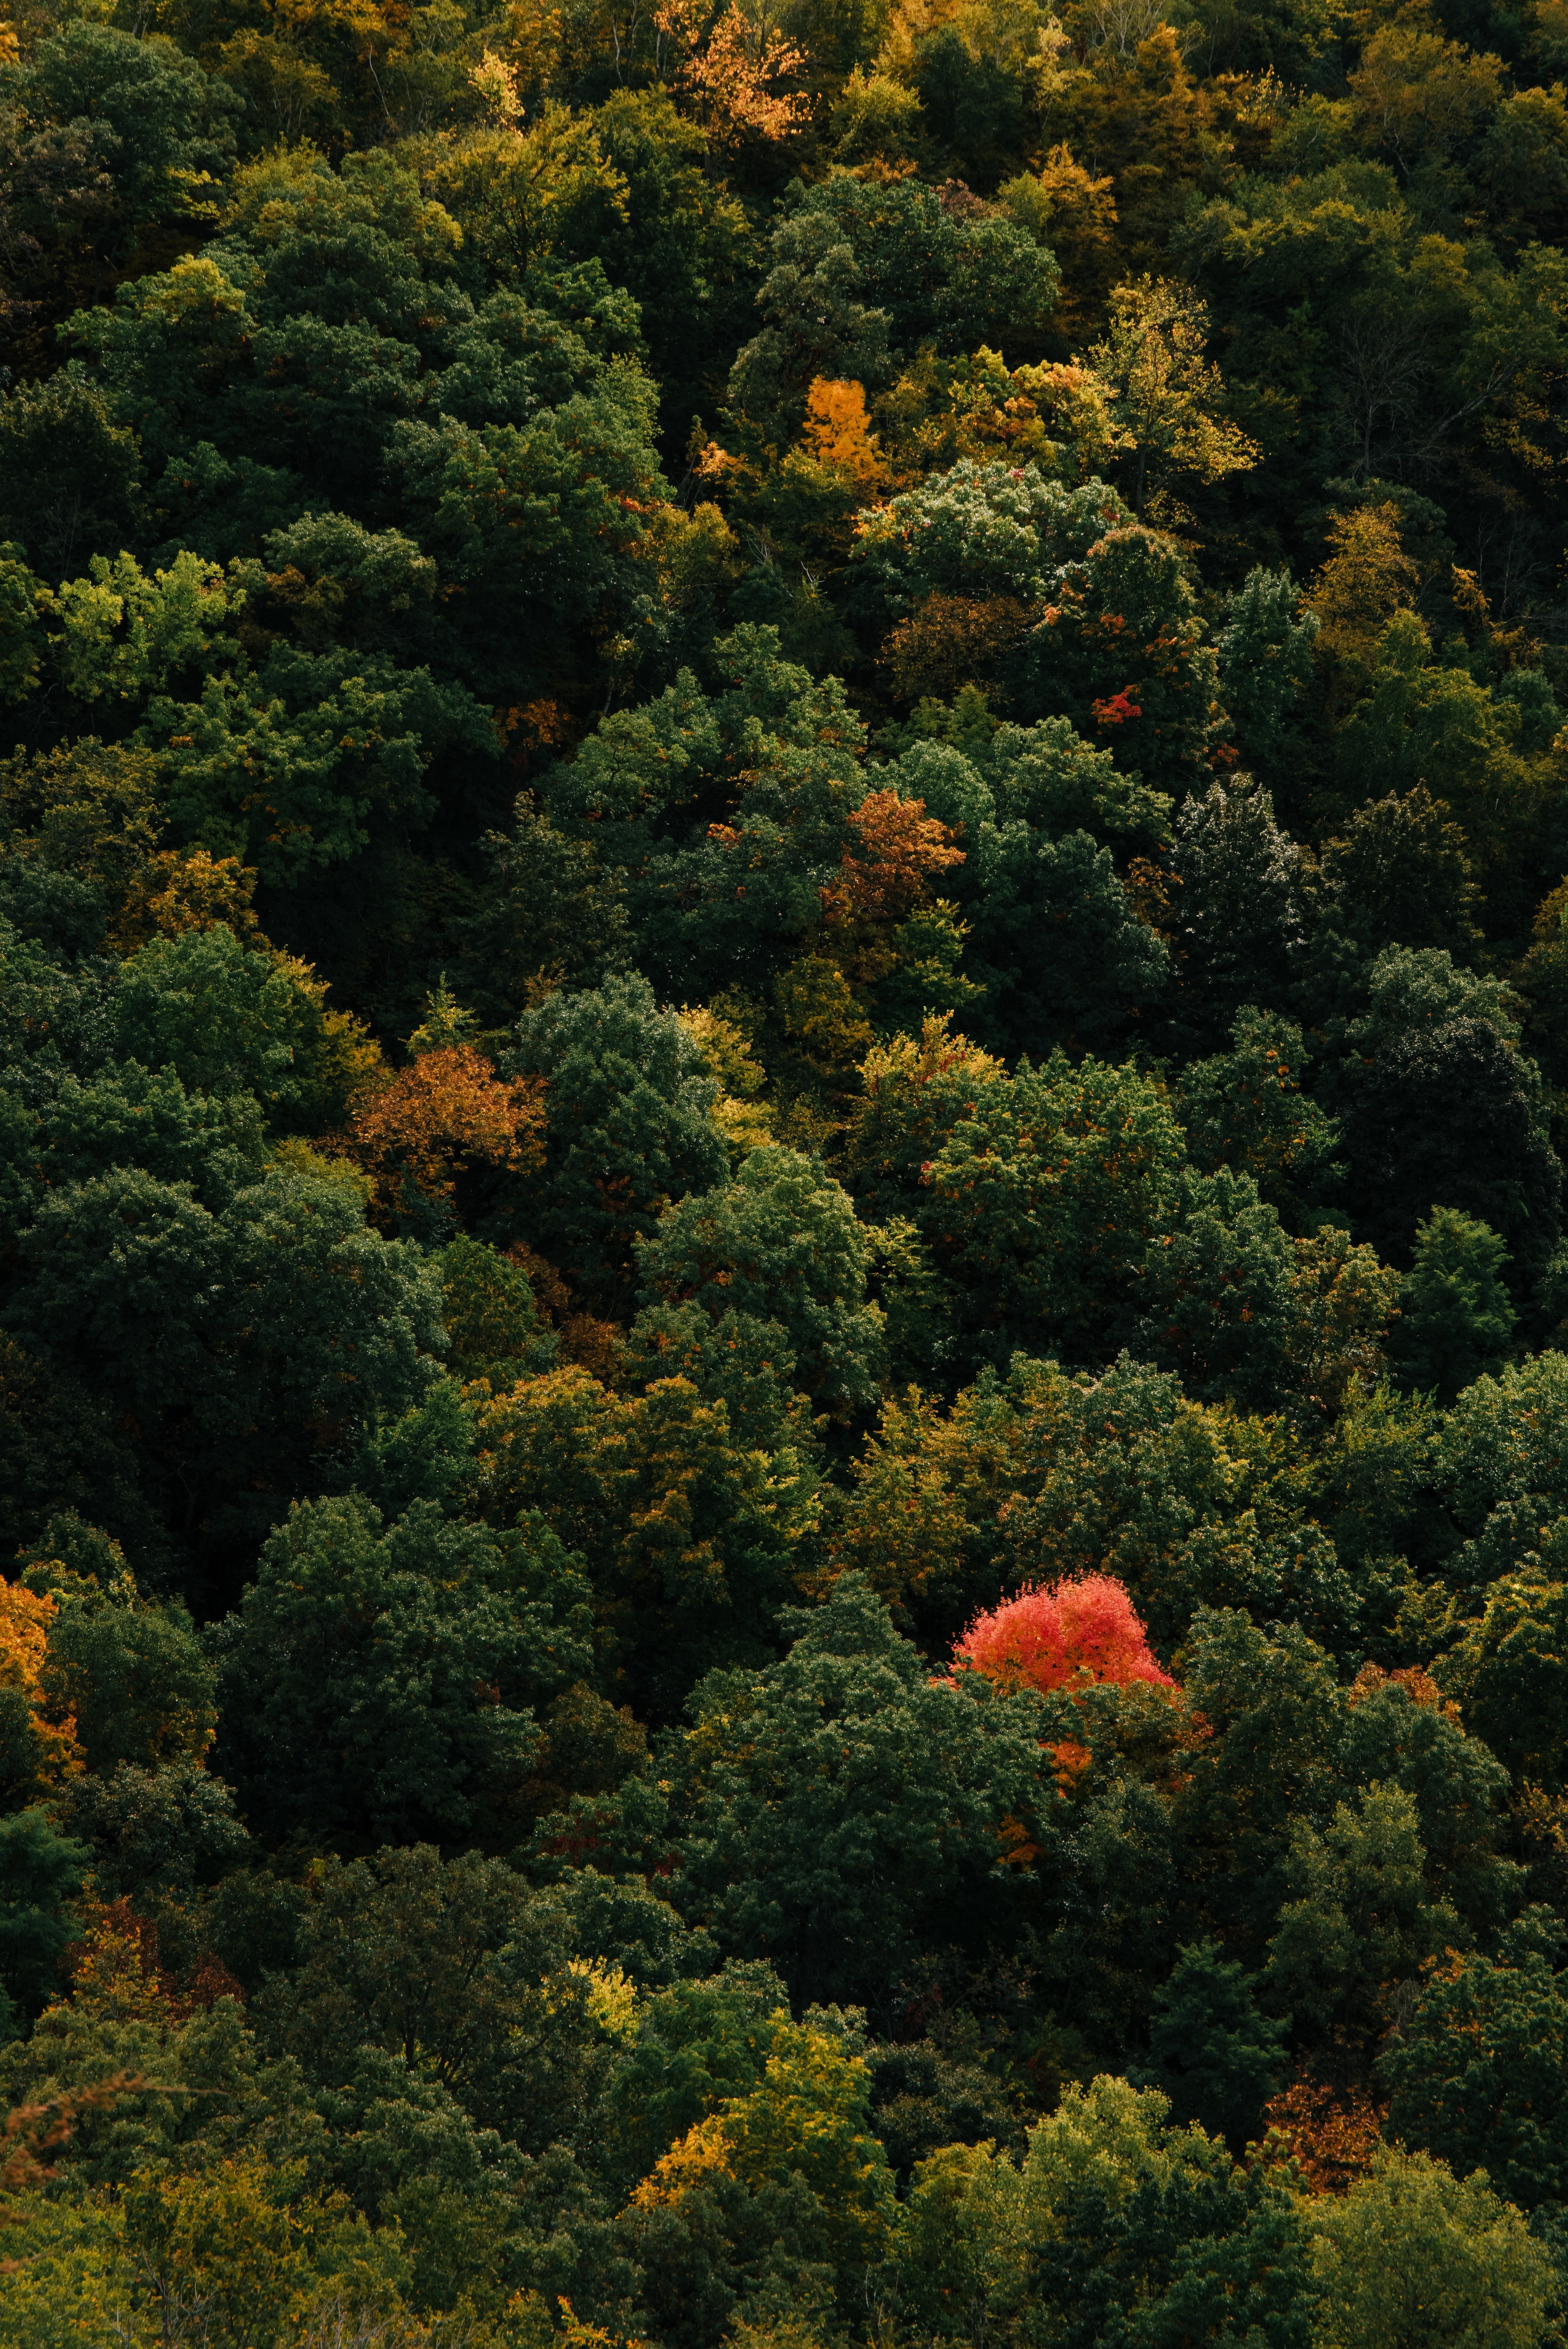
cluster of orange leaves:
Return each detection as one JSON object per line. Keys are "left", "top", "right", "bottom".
{"left": 343, "top": 1046, "right": 546, "bottom": 1221}
{"left": 801, "top": 379, "right": 889, "bottom": 492}
{"left": 0, "top": 1581, "right": 81, "bottom": 1786}
{"left": 1256, "top": 2077, "right": 1386, "bottom": 2192}
{"left": 1347, "top": 1660, "right": 1462, "bottom": 1725}
{"left": 654, "top": 0, "right": 809, "bottom": 144}
{"left": 822, "top": 790, "right": 965, "bottom": 928}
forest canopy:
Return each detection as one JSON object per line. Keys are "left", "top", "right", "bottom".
{"left": 5, "top": 0, "right": 1568, "bottom": 2340}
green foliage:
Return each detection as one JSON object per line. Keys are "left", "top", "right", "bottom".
{"left": 0, "top": 1806, "right": 86, "bottom": 2031}
{"left": 8, "top": 11, "right": 1568, "bottom": 2337}
{"left": 256, "top": 1843, "right": 599, "bottom": 2149}
{"left": 893, "top": 2076, "right": 1316, "bottom": 2349}
{"left": 40, "top": 1583, "right": 217, "bottom": 1777}
{"left": 636, "top": 1146, "right": 883, "bottom": 1413}
{"left": 1392, "top": 1207, "right": 1516, "bottom": 1399}
{"left": 507, "top": 972, "right": 727, "bottom": 1314}
{"left": 1379, "top": 1938, "right": 1568, "bottom": 2212}
{"left": 670, "top": 1577, "right": 1047, "bottom": 2007}
{"left": 1308, "top": 2146, "right": 1554, "bottom": 2349}
{"left": 1137, "top": 1939, "right": 1289, "bottom": 2152}
{"left": 214, "top": 1494, "right": 593, "bottom": 1846}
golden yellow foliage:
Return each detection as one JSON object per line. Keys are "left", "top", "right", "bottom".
{"left": 654, "top": 0, "right": 809, "bottom": 145}
{"left": 1309, "top": 503, "right": 1419, "bottom": 667}
{"left": 112, "top": 847, "right": 262, "bottom": 953}
{"left": 0, "top": 1583, "right": 82, "bottom": 1788}
{"left": 800, "top": 379, "right": 889, "bottom": 492}
{"left": 634, "top": 2026, "right": 895, "bottom": 2263}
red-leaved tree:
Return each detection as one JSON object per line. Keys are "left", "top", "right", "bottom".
{"left": 954, "top": 1573, "right": 1175, "bottom": 1697}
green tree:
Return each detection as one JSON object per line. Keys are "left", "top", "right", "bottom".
{"left": 255, "top": 1844, "right": 599, "bottom": 2150}
{"left": 670, "top": 1577, "right": 1047, "bottom": 2007}
{"left": 1177, "top": 1008, "right": 1341, "bottom": 1227}
{"left": 506, "top": 972, "right": 727, "bottom": 1314}
{"left": 1391, "top": 1207, "right": 1515, "bottom": 1400}
{"left": 636, "top": 1146, "right": 883, "bottom": 1415}
{"left": 596, "top": 1960, "right": 789, "bottom": 2191}
{"left": 52, "top": 1760, "right": 249, "bottom": 1905}
{"left": 1379, "top": 1939, "right": 1568, "bottom": 2214}
{"left": 1170, "top": 779, "right": 1315, "bottom": 1046}
{"left": 3, "top": 1166, "right": 444, "bottom": 1581}
{"left": 894, "top": 2076, "right": 1315, "bottom": 2349}
{"left": 1213, "top": 567, "right": 1320, "bottom": 784}
{"left": 1321, "top": 787, "right": 1483, "bottom": 960}
{"left": 1333, "top": 947, "right": 1560, "bottom": 1287}
{"left": 1265, "top": 1783, "right": 1453, "bottom": 2044}
{"left": 1138, "top": 1939, "right": 1289, "bottom": 2154}
{"left": 0, "top": 1806, "right": 86, "bottom": 2034}
{"left": 0, "top": 374, "right": 141, "bottom": 584}
{"left": 916, "top": 1051, "right": 1186, "bottom": 1369}
{"left": 39, "top": 1580, "right": 217, "bottom": 1778}
{"left": 214, "top": 1494, "right": 593, "bottom": 1848}
{"left": 1308, "top": 2146, "right": 1554, "bottom": 2349}
{"left": 436, "top": 1235, "right": 558, "bottom": 1389}
{"left": 1435, "top": 1572, "right": 1568, "bottom": 1792}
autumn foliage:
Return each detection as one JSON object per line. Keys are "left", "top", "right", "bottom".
{"left": 1256, "top": 2078, "right": 1387, "bottom": 2193}
{"left": 344, "top": 1046, "right": 547, "bottom": 1223}
{"left": 824, "top": 790, "right": 966, "bottom": 928}
{"left": 954, "top": 1573, "right": 1176, "bottom": 1697}
{"left": 0, "top": 1581, "right": 82, "bottom": 1786}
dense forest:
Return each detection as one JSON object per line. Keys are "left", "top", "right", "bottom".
{"left": 7, "top": 0, "right": 1568, "bottom": 2337}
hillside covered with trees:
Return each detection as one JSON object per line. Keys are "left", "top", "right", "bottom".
{"left": 6, "top": 0, "right": 1568, "bottom": 2338}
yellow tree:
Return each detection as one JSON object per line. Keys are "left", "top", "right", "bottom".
{"left": 1085, "top": 274, "right": 1259, "bottom": 520}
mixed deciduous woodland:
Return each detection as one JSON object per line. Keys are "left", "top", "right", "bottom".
{"left": 6, "top": 0, "right": 1568, "bottom": 2337}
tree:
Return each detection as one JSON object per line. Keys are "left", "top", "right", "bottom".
{"left": 917, "top": 1051, "right": 1187, "bottom": 1369}
{"left": 1170, "top": 779, "right": 1315, "bottom": 1047}
{"left": 1379, "top": 1943, "right": 1568, "bottom": 2214}
{"left": 212, "top": 1494, "right": 594, "bottom": 1848}
{"left": 633, "top": 2019, "right": 896, "bottom": 2276}
{"left": 1265, "top": 1784, "right": 1449, "bottom": 2044}
{"left": 506, "top": 972, "right": 728, "bottom": 1316}
{"left": 0, "top": 1807, "right": 86, "bottom": 2034}
{"left": 436, "top": 1236, "right": 558, "bottom": 1389}
{"left": 1434, "top": 1574, "right": 1568, "bottom": 1792}
{"left": 0, "top": 1578, "right": 82, "bottom": 1802}
{"left": 635, "top": 1147, "right": 883, "bottom": 1415}
{"left": 2, "top": 1166, "right": 445, "bottom": 1586}
{"left": 670, "top": 1577, "right": 1048, "bottom": 2007}
{"left": 1307, "top": 2146, "right": 1552, "bottom": 2349}
{"left": 255, "top": 1844, "right": 597, "bottom": 2150}
{"left": 37, "top": 1574, "right": 217, "bottom": 1779}
{"left": 1085, "top": 274, "right": 1260, "bottom": 520}
{"left": 469, "top": 1362, "right": 819, "bottom": 1720}
{"left": 727, "top": 209, "right": 891, "bottom": 445}
{"left": 1320, "top": 788, "right": 1482, "bottom": 960}
{"left": 1138, "top": 1940, "right": 1289, "bottom": 2153}
{"left": 1176, "top": 1008, "right": 1341, "bottom": 1227}
{"left": 1213, "top": 567, "right": 1320, "bottom": 784}
{"left": 52, "top": 1761, "right": 249, "bottom": 1906}
{"left": 894, "top": 2076, "right": 1316, "bottom": 2349}
{"left": 344, "top": 1043, "right": 545, "bottom": 1236}
{"left": 597, "top": 1961, "right": 786, "bottom": 2192}
{"left": 1391, "top": 1208, "right": 1515, "bottom": 1399}
{"left": 1308, "top": 505, "right": 1419, "bottom": 677}
{"left": 1333, "top": 947, "right": 1561, "bottom": 1287}
{"left": 955, "top": 1574, "right": 1175, "bottom": 1696}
